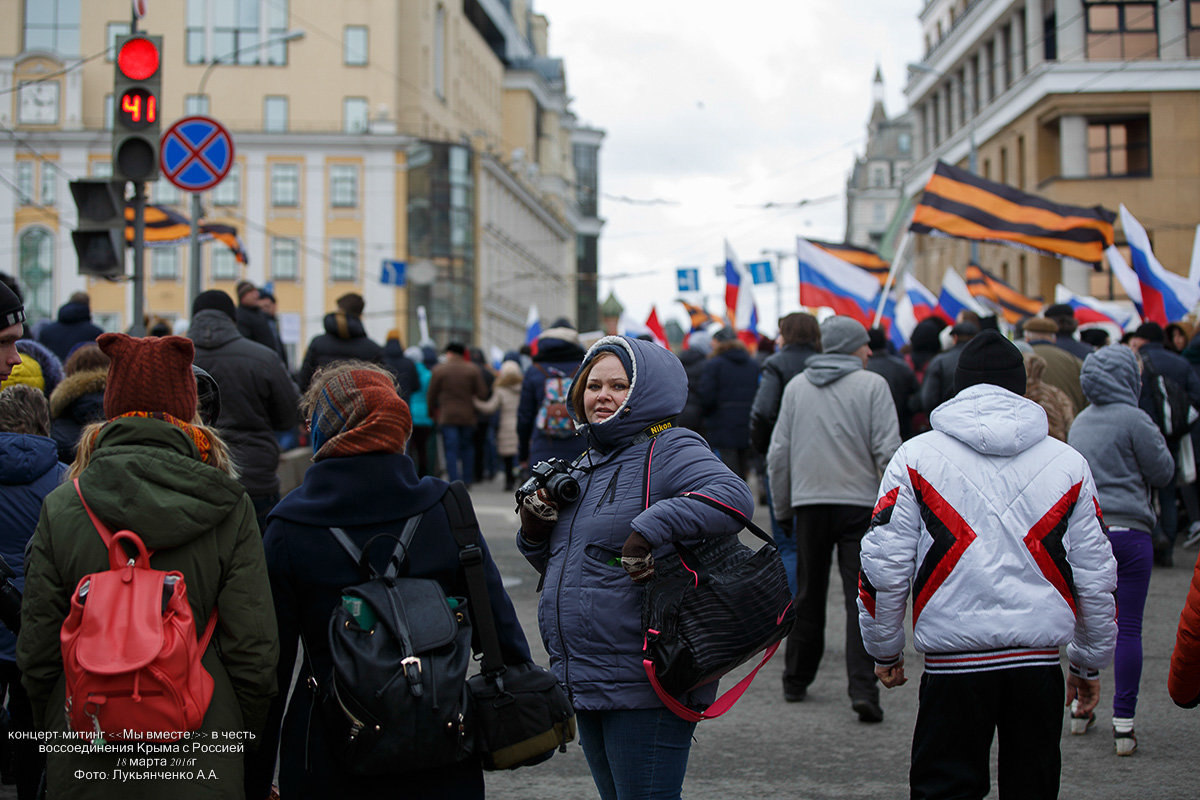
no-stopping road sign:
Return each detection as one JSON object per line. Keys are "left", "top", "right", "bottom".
{"left": 160, "top": 115, "right": 234, "bottom": 192}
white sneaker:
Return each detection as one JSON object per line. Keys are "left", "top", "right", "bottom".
{"left": 1069, "top": 699, "right": 1095, "bottom": 735}
{"left": 1184, "top": 523, "right": 1200, "bottom": 548}
{"left": 1114, "top": 728, "right": 1137, "bottom": 756}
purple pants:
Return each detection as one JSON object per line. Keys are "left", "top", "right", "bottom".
{"left": 1108, "top": 528, "right": 1153, "bottom": 718}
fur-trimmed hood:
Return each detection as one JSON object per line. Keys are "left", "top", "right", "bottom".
{"left": 48, "top": 368, "right": 107, "bottom": 420}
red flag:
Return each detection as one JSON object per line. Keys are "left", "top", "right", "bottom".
{"left": 645, "top": 306, "right": 669, "bottom": 348}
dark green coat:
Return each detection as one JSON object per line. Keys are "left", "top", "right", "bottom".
{"left": 16, "top": 416, "right": 279, "bottom": 799}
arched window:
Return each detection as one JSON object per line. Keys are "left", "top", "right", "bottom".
{"left": 18, "top": 227, "right": 53, "bottom": 324}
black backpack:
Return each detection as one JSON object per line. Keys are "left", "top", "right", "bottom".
{"left": 312, "top": 496, "right": 475, "bottom": 776}
{"left": 1142, "top": 356, "right": 1194, "bottom": 440}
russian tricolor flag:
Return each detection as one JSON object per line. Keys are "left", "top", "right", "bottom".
{"left": 1053, "top": 284, "right": 1136, "bottom": 330}
{"left": 894, "top": 274, "right": 949, "bottom": 346}
{"left": 937, "top": 267, "right": 986, "bottom": 323}
{"left": 1119, "top": 204, "right": 1199, "bottom": 325}
{"left": 724, "top": 240, "right": 760, "bottom": 344}
{"left": 524, "top": 305, "right": 542, "bottom": 354}
{"left": 796, "top": 236, "right": 879, "bottom": 325}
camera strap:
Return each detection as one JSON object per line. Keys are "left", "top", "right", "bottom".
{"left": 572, "top": 417, "right": 676, "bottom": 475}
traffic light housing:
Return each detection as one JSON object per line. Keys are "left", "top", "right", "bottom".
{"left": 112, "top": 34, "right": 162, "bottom": 183}
{"left": 70, "top": 180, "right": 127, "bottom": 277}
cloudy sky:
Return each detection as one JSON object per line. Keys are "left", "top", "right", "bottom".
{"left": 533, "top": 1, "right": 925, "bottom": 336}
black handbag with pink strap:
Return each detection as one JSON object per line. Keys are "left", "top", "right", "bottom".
{"left": 637, "top": 439, "right": 795, "bottom": 722}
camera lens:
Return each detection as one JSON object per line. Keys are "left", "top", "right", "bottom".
{"left": 549, "top": 473, "right": 581, "bottom": 505}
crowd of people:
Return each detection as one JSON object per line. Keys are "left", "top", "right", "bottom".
{"left": 5, "top": 266, "right": 1200, "bottom": 799}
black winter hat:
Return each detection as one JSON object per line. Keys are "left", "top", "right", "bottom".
{"left": 954, "top": 329, "right": 1026, "bottom": 396}
{"left": 0, "top": 279, "right": 24, "bottom": 330}
{"left": 192, "top": 289, "right": 237, "bottom": 321}
{"left": 1134, "top": 322, "right": 1164, "bottom": 343}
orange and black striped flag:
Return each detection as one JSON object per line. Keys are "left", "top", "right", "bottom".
{"left": 124, "top": 203, "right": 249, "bottom": 264}
{"left": 678, "top": 300, "right": 722, "bottom": 332}
{"left": 807, "top": 239, "right": 890, "bottom": 285}
{"left": 910, "top": 160, "right": 1115, "bottom": 266}
{"left": 964, "top": 263, "right": 1042, "bottom": 325}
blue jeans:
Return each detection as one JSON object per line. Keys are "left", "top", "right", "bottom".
{"left": 576, "top": 708, "right": 697, "bottom": 800}
{"left": 441, "top": 425, "right": 475, "bottom": 485}
{"left": 764, "top": 480, "right": 798, "bottom": 595}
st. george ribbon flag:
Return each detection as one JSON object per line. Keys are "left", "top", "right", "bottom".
{"left": 123, "top": 202, "right": 248, "bottom": 264}
{"left": 910, "top": 160, "right": 1115, "bottom": 266}
{"left": 964, "top": 263, "right": 1043, "bottom": 325}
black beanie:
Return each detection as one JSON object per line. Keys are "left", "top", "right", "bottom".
{"left": 192, "top": 289, "right": 237, "bottom": 321}
{"left": 1134, "top": 322, "right": 1164, "bottom": 343}
{"left": 954, "top": 329, "right": 1026, "bottom": 396}
{"left": 0, "top": 280, "right": 24, "bottom": 330}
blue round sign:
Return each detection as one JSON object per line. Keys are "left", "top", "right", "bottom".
{"left": 160, "top": 115, "right": 234, "bottom": 192}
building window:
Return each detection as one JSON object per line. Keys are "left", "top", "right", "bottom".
{"left": 212, "top": 163, "right": 240, "bottom": 206}
{"left": 271, "top": 163, "right": 300, "bottom": 206}
{"left": 152, "top": 181, "right": 180, "bottom": 205}
{"left": 24, "top": 0, "right": 80, "bottom": 56}
{"left": 212, "top": 247, "right": 238, "bottom": 280}
{"left": 91, "top": 162, "right": 112, "bottom": 178}
{"left": 329, "top": 164, "right": 359, "bottom": 207}
{"left": 187, "top": 0, "right": 292, "bottom": 65}
{"left": 105, "top": 22, "right": 130, "bottom": 58}
{"left": 330, "top": 238, "right": 358, "bottom": 281}
{"left": 151, "top": 248, "right": 178, "bottom": 280}
{"left": 871, "top": 166, "right": 887, "bottom": 188}
{"left": 271, "top": 237, "right": 298, "bottom": 280}
{"left": 104, "top": 93, "right": 114, "bottom": 130}
{"left": 572, "top": 143, "right": 598, "bottom": 216}
{"left": 873, "top": 203, "right": 886, "bottom": 224}
{"left": 18, "top": 228, "right": 53, "bottom": 323}
{"left": 264, "top": 96, "right": 288, "bottom": 132}
{"left": 1189, "top": 1, "right": 1200, "bottom": 56}
{"left": 344, "top": 25, "right": 367, "bottom": 65}
{"left": 16, "top": 162, "right": 34, "bottom": 205}
{"left": 343, "top": 97, "right": 369, "bottom": 134}
{"left": 1087, "top": 117, "right": 1151, "bottom": 177}
{"left": 186, "top": 94, "right": 210, "bottom": 115}
{"left": 40, "top": 166, "right": 56, "bottom": 205}
{"left": 434, "top": 4, "right": 446, "bottom": 100}
{"left": 1085, "top": 2, "right": 1157, "bottom": 60}
{"left": 898, "top": 132, "right": 912, "bottom": 154}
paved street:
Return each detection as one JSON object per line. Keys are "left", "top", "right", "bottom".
{"left": 468, "top": 475, "right": 1200, "bottom": 800}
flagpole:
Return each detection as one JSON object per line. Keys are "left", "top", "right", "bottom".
{"left": 873, "top": 228, "right": 913, "bottom": 327}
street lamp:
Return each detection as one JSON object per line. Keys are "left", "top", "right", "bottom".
{"left": 908, "top": 60, "right": 978, "bottom": 262}
{"left": 188, "top": 29, "right": 305, "bottom": 308}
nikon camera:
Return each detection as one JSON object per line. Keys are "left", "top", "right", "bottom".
{"left": 515, "top": 459, "right": 581, "bottom": 508}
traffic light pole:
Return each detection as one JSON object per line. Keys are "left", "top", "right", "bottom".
{"left": 131, "top": 182, "right": 146, "bottom": 336}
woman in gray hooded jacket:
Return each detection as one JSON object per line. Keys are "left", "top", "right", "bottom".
{"left": 517, "top": 336, "right": 753, "bottom": 800}
{"left": 1068, "top": 344, "right": 1174, "bottom": 755}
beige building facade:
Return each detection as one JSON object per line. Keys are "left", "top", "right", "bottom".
{"left": 1, "top": 0, "right": 601, "bottom": 356}
{"left": 904, "top": 0, "right": 1200, "bottom": 305}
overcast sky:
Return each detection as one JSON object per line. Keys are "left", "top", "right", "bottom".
{"left": 533, "top": 1, "right": 925, "bottom": 336}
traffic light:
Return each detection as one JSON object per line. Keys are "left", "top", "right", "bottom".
{"left": 70, "top": 180, "right": 126, "bottom": 277}
{"left": 112, "top": 34, "right": 162, "bottom": 183}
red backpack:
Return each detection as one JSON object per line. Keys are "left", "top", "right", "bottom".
{"left": 61, "top": 479, "right": 218, "bottom": 742}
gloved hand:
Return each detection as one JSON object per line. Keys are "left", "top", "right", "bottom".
{"left": 621, "top": 531, "right": 655, "bottom": 583}
{"left": 519, "top": 490, "right": 558, "bottom": 544}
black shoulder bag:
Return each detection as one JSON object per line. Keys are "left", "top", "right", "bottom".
{"left": 443, "top": 482, "right": 577, "bottom": 770}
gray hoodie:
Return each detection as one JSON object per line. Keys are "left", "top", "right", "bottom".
{"left": 1068, "top": 345, "right": 1174, "bottom": 532}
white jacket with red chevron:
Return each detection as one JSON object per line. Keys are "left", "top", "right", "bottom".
{"left": 857, "top": 383, "right": 1117, "bottom": 674}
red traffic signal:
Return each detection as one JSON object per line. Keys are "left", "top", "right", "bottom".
{"left": 116, "top": 36, "right": 160, "bottom": 80}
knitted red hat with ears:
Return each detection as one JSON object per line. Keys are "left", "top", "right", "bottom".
{"left": 98, "top": 333, "right": 198, "bottom": 421}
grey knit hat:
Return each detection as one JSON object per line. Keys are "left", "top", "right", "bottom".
{"left": 820, "top": 316, "right": 869, "bottom": 355}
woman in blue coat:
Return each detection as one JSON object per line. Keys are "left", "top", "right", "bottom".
{"left": 518, "top": 336, "right": 754, "bottom": 800}
{"left": 256, "top": 361, "right": 532, "bottom": 800}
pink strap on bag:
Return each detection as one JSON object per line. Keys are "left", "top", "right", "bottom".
{"left": 642, "top": 640, "right": 785, "bottom": 723}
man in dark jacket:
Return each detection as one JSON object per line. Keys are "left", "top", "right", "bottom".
{"left": 676, "top": 329, "right": 712, "bottom": 435}
{"left": 919, "top": 321, "right": 978, "bottom": 413}
{"left": 189, "top": 290, "right": 300, "bottom": 533}
{"left": 297, "top": 292, "right": 385, "bottom": 390}
{"left": 234, "top": 281, "right": 282, "bottom": 356}
{"left": 697, "top": 327, "right": 760, "bottom": 481}
{"left": 427, "top": 342, "right": 488, "bottom": 485}
{"left": 865, "top": 327, "right": 919, "bottom": 439}
{"left": 517, "top": 322, "right": 588, "bottom": 471}
{"left": 1131, "top": 321, "right": 1200, "bottom": 565}
{"left": 35, "top": 292, "right": 103, "bottom": 361}
{"left": 257, "top": 288, "right": 291, "bottom": 370}
{"left": 1044, "top": 302, "right": 1096, "bottom": 360}
{"left": 383, "top": 329, "right": 420, "bottom": 402}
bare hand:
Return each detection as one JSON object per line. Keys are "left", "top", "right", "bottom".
{"left": 1066, "top": 673, "right": 1101, "bottom": 717}
{"left": 875, "top": 658, "right": 907, "bottom": 688}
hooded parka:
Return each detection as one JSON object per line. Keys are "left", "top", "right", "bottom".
{"left": 518, "top": 336, "right": 754, "bottom": 711}
{"left": 16, "top": 416, "right": 279, "bottom": 800}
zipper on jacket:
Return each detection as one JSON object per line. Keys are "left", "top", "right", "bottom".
{"left": 593, "top": 467, "right": 620, "bottom": 514}
{"left": 555, "top": 467, "right": 594, "bottom": 706}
